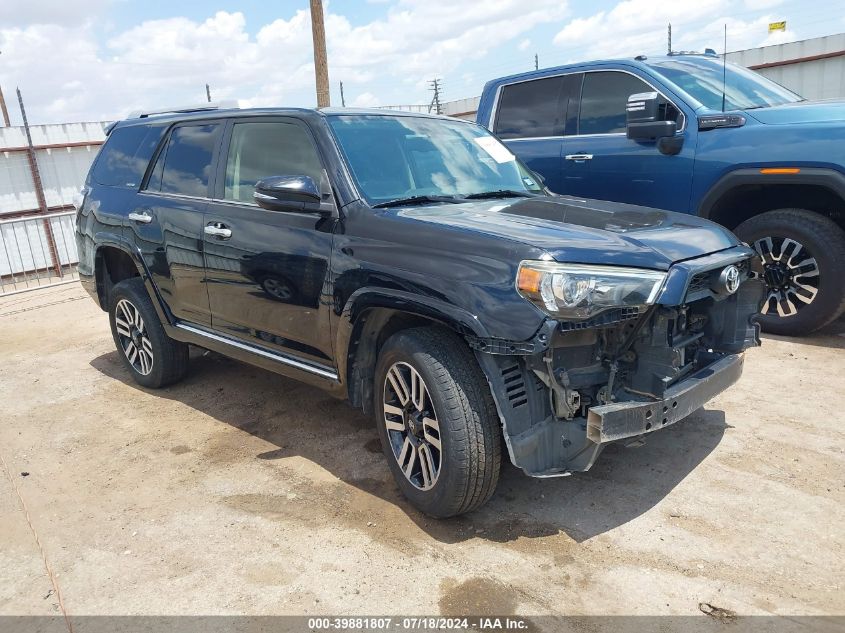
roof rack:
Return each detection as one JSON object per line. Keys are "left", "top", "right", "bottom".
{"left": 129, "top": 100, "right": 240, "bottom": 119}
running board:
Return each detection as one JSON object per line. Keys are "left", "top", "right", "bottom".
{"left": 174, "top": 322, "right": 339, "bottom": 381}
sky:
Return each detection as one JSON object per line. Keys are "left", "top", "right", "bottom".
{"left": 0, "top": 0, "right": 843, "bottom": 125}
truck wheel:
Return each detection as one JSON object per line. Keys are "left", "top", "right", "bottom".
{"left": 374, "top": 327, "right": 501, "bottom": 518}
{"left": 735, "top": 209, "right": 845, "bottom": 336}
{"left": 108, "top": 278, "right": 189, "bottom": 388}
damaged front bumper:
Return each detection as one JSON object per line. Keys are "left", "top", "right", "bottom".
{"left": 586, "top": 352, "right": 744, "bottom": 444}
{"left": 474, "top": 246, "right": 764, "bottom": 478}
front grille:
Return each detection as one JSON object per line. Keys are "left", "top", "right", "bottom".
{"left": 685, "top": 259, "right": 750, "bottom": 301}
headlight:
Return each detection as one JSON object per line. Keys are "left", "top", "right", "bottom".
{"left": 516, "top": 261, "right": 667, "bottom": 320}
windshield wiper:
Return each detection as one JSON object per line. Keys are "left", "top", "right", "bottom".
{"left": 372, "top": 195, "right": 462, "bottom": 208}
{"left": 463, "top": 189, "right": 536, "bottom": 200}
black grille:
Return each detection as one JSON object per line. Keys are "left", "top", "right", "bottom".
{"left": 686, "top": 259, "right": 750, "bottom": 300}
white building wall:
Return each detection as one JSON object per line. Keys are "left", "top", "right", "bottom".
{"left": 0, "top": 121, "right": 108, "bottom": 215}
{"left": 726, "top": 34, "right": 845, "bottom": 101}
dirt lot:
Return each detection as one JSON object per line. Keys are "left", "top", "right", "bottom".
{"left": 1, "top": 284, "right": 843, "bottom": 619}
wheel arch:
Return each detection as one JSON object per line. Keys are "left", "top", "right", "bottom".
{"left": 698, "top": 168, "right": 845, "bottom": 232}
{"left": 93, "top": 239, "right": 173, "bottom": 326}
{"left": 337, "top": 289, "right": 490, "bottom": 414}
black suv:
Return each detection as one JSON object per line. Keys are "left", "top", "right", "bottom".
{"left": 76, "top": 106, "right": 763, "bottom": 517}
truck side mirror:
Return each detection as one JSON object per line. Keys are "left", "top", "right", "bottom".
{"left": 626, "top": 92, "right": 677, "bottom": 141}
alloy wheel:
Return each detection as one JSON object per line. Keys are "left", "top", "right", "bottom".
{"left": 382, "top": 362, "right": 442, "bottom": 491}
{"left": 114, "top": 298, "right": 154, "bottom": 375}
{"left": 752, "top": 236, "right": 820, "bottom": 317}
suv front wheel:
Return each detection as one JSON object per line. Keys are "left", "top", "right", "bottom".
{"left": 735, "top": 209, "right": 845, "bottom": 336}
{"left": 108, "top": 278, "right": 189, "bottom": 388}
{"left": 374, "top": 327, "right": 501, "bottom": 518}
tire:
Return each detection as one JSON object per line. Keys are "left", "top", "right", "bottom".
{"left": 374, "top": 327, "right": 501, "bottom": 518}
{"left": 734, "top": 209, "right": 845, "bottom": 336}
{"left": 108, "top": 277, "right": 189, "bottom": 388}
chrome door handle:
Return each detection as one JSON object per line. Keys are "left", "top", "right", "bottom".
{"left": 204, "top": 223, "right": 232, "bottom": 239}
{"left": 565, "top": 154, "right": 594, "bottom": 161}
{"left": 128, "top": 212, "right": 152, "bottom": 223}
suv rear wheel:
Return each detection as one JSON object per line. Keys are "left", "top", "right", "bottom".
{"left": 374, "top": 327, "right": 501, "bottom": 518}
{"left": 735, "top": 209, "right": 845, "bottom": 336}
{"left": 108, "top": 278, "right": 189, "bottom": 388}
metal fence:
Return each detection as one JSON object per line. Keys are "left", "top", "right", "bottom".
{"left": 0, "top": 210, "right": 79, "bottom": 296}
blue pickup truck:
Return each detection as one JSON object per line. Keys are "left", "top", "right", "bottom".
{"left": 476, "top": 52, "right": 845, "bottom": 335}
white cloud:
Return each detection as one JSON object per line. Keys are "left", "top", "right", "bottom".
{"left": 518, "top": 38, "right": 532, "bottom": 51}
{"left": 744, "top": 0, "right": 785, "bottom": 10}
{"left": 0, "top": 0, "right": 111, "bottom": 27}
{"left": 552, "top": 0, "right": 798, "bottom": 60}
{"left": 350, "top": 91, "right": 382, "bottom": 107}
{"left": 1, "top": 1, "right": 570, "bottom": 124}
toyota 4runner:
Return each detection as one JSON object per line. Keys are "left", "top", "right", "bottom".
{"left": 76, "top": 106, "right": 763, "bottom": 517}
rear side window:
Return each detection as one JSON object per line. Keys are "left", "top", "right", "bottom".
{"left": 579, "top": 71, "right": 652, "bottom": 135}
{"left": 494, "top": 76, "right": 566, "bottom": 139}
{"left": 147, "top": 123, "right": 221, "bottom": 197}
{"left": 92, "top": 125, "right": 165, "bottom": 188}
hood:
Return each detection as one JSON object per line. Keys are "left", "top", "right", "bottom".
{"left": 744, "top": 100, "right": 845, "bottom": 125}
{"left": 395, "top": 196, "right": 740, "bottom": 270}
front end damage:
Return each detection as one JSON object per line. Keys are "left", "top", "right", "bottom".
{"left": 472, "top": 246, "right": 765, "bottom": 477}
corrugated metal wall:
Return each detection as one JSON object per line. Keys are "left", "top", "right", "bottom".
{"left": 0, "top": 121, "right": 107, "bottom": 278}
{"left": 0, "top": 121, "right": 108, "bottom": 215}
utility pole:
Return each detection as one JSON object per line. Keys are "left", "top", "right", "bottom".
{"left": 339, "top": 81, "right": 346, "bottom": 107}
{"left": 534, "top": 54, "right": 539, "bottom": 71}
{"left": 428, "top": 78, "right": 442, "bottom": 115}
{"left": 17, "top": 87, "right": 63, "bottom": 278}
{"left": 0, "top": 85, "right": 10, "bottom": 126}
{"left": 309, "top": 0, "right": 331, "bottom": 107}
{"left": 206, "top": 84, "right": 211, "bottom": 103}
{"left": 668, "top": 23, "right": 672, "bottom": 54}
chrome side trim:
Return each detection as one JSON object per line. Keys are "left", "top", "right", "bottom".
{"left": 175, "top": 322, "right": 339, "bottom": 381}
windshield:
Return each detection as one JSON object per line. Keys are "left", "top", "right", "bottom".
{"left": 327, "top": 115, "right": 544, "bottom": 205}
{"left": 646, "top": 58, "right": 803, "bottom": 111}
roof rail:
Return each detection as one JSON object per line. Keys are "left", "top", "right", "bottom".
{"left": 129, "top": 100, "right": 240, "bottom": 119}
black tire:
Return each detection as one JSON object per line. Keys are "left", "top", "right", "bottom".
{"left": 108, "top": 277, "right": 189, "bottom": 388}
{"left": 734, "top": 209, "right": 845, "bottom": 336}
{"left": 374, "top": 327, "right": 501, "bottom": 518}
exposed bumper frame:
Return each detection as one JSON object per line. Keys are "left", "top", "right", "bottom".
{"left": 586, "top": 353, "right": 745, "bottom": 444}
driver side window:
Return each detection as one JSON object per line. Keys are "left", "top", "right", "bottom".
{"left": 579, "top": 71, "right": 682, "bottom": 135}
{"left": 223, "top": 121, "right": 323, "bottom": 203}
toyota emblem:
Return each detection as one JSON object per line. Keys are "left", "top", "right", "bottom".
{"left": 719, "top": 265, "right": 741, "bottom": 294}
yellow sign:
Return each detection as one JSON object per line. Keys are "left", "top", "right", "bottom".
{"left": 768, "top": 21, "right": 786, "bottom": 33}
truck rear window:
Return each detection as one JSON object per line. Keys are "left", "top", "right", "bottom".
{"left": 92, "top": 125, "right": 165, "bottom": 188}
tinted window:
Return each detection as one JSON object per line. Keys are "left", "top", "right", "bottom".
{"left": 92, "top": 125, "right": 165, "bottom": 188}
{"left": 223, "top": 122, "right": 323, "bottom": 203}
{"left": 579, "top": 72, "right": 652, "bottom": 135}
{"left": 494, "top": 76, "right": 565, "bottom": 139}
{"left": 153, "top": 124, "right": 220, "bottom": 197}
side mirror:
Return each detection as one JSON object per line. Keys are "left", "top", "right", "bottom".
{"left": 254, "top": 175, "right": 324, "bottom": 213}
{"left": 626, "top": 92, "right": 678, "bottom": 141}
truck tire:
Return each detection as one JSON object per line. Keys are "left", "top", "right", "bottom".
{"left": 734, "top": 209, "right": 845, "bottom": 336}
{"left": 108, "top": 277, "right": 189, "bottom": 388}
{"left": 374, "top": 327, "right": 501, "bottom": 518}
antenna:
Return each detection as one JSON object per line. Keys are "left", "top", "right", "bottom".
{"left": 668, "top": 23, "right": 672, "bottom": 54}
{"left": 721, "top": 24, "right": 727, "bottom": 112}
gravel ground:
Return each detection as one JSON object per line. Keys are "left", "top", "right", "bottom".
{"left": 1, "top": 284, "right": 843, "bottom": 619}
